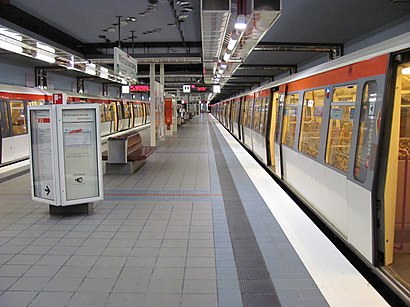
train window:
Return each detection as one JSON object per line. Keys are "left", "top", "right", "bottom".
{"left": 253, "top": 98, "right": 261, "bottom": 131}
{"left": 325, "top": 85, "right": 357, "bottom": 172}
{"left": 105, "top": 103, "right": 114, "bottom": 121}
{"left": 10, "top": 101, "right": 27, "bottom": 136}
{"left": 0, "top": 101, "right": 11, "bottom": 138}
{"left": 281, "top": 93, "right": 299, "bottom": 147}
{"left": 117, "top": 102, "right": 124, "bottom": 120}
{"left": 299, "top": 89, "right": 325, "bottom": 158}
{"left": 354, "top": 81, "right": 377, "bottom": 182}
{"left": 99, "top": 104, "right": 106, "bottom": 122}
{"left": 124, "top": 102, "right": 131, "bottom": 119}
{"left": 259, "top": 97, "right": 268, "bottom": 135}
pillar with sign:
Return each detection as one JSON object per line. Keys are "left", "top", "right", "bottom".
{"left": 28, "top": 104, "right": 103, "bottom": 215}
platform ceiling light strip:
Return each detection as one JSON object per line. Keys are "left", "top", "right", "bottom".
{"left": 36, "top": 42, "right": 55, "bottom": 54}
{"left": 35, "top": 51, "right": 55, "bottom": 63}
{"left": 0, "top": 39, "right": 23, "bottom": 54}
{"left": 0, "top": 28, "right": 22, "bottom": 41}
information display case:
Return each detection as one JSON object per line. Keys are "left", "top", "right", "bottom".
{"left": 28, "top": 104, "right": 103, "bottom": 208}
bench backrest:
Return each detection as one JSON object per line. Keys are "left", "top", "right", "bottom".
{"left": 127, "top": 133, "right": 142, "bottom": 154}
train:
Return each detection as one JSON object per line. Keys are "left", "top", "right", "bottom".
{"left": 211, "top": 32, "right": 410, "bottom": 302}
{"left": 0, "top": 84, "right": 151, "bottom": 166}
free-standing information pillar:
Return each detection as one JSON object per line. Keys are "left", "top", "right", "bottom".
{"left": 28, "top": 104, "right": 103, "bottom": 214}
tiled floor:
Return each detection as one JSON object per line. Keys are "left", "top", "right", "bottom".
{"left": 0, "top": 114, "right": 385, "bottom": 306}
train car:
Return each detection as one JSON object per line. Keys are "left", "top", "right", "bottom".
{"left": 0, "top": 85, "right": 150, "bottom": 167}
{"left": 211, "top": 32, "right": 410, "bottom": 302}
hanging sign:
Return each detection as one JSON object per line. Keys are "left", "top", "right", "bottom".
{"left": 114, "top": 47, "right": 138, "bottom": 79}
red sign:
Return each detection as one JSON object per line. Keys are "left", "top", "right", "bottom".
{"left": 53, "top": 93, "right": 65, "bottom": 104}
{"left": 130, "top": 85, "right": 150, "bottom": 92}
{"left": 38, "top": 118, "right": 50, "bottom": 123}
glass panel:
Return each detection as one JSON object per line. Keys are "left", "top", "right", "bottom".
{"left": 124, "top": 102, "right": 131, "bottom": 118}
{"left": 299, "top": 89, "right": 325, "bottom": 158}
{"left": 0, "top": 102, "right": 10, "bottom": 138}
{"left": 105, "top": 104, "right": 113, "bottom": 121}
{"left": 117, "top": 102, "right": 123, "bottom": 120}
{"left": 281, "top": 93, "right": 299, "bottom": 147}
{"left": 259, "top": 97, "right": 267, "bottom": 135}
{"left": 325, "top": 85, "right": 357, "bottom": 171}
{"left": 253, "top": 98, "right": 261, "bottom": 131}
{"left": 354, "top": 82, "right": 377, "bottom": 182}
{"left": 10, "top": 101, "right": 27, "bottom": 135}
{"left": 99, "top": 104, "right": 106, "bottom": 122}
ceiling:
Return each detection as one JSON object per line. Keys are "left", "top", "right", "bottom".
{"left": 1, "top": 0, "right": 410, "bottom": 102}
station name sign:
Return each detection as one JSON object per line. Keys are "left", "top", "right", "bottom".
{"left": 114, "top": 47, "right": 138, "bottom": 80}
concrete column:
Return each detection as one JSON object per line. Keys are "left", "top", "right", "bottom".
{"left": 150, "top": 63, "right": 156, "bottom": 146}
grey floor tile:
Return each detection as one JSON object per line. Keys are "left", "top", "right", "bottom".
{"left": 112, "top": 278, "right": 150, "bottom": 293}
{"left": 7, "top": 254, "right": 42, "bottom": 265}
{"left": 28, "top": 291, "right": 73, "bottom": 307}
{"left": 77, "top": 278, "right": 116, "bottom": 292}
{"left": 0, "top": 291, "right": 38, "bottom": 306}
{"left": 125, "top": 257, "right": 157, "bottom": 268}
{"left": 87, "top": 265, "right": 123, "bottom": 279}
{"left": 0, "top": 264, "right": 30, "bottom": 277}
{"left": 43, "top": 277, "right": 83, "bottom": 291}
{"left": 152, "top": 267, "right": 184, "bottom": 280}
{"left": 67, "top": 292, "right": 109, "bottom": 307}
{"left": 181, "top": 294, "right": 218, "bottom": 307}
{"left": 9, "top": 277, "right": 49, "bottom": 291}
{"left": 105, "top": 293, "right": 144, "bottom": 307}
{"left": 183, "top": 279, "right": 217, "bottom": 294}
{"left": 147, "top": 279, "right": 183, "bottom": 294}
{"left": 142, "top": 294, "right": 181, "bottom": 307}
{"left": 37, "top": 254, "right": 70, "bottom": 266}
{"left": 66, "top": 255, "right": 99, "bottom": 266}
{"left": 118, "top": 267, "right": 153, "bottom": 280}
{"left": 185, "top": 267, "right": 216, "bottom": 280}
{"left": 23, "top": 265, "right": 61, "bottom": 277}
{"left": 54, "top": 265, "right": 91, "bottom": 279}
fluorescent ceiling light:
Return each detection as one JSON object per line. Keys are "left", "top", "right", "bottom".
{"left": 223, "top": 50, "right": 232, "bottom": 62}
{"left": 402, "top": 67, "right": 410, "bottom": 75}
{"left": 227, "top": 32, "right": 239, "bottom": 51}
{"left": 235, "top": 14, "right": 247, "bottom": 30}
{"left": 220, "top": 62, "right": 227, "bottom": 69}
{"left": 36, "top": 42, "right": 55, "bottom": 54}
{"left": 0, "top": 40, "right": 23, "bottom": 54}
{"left": 85, "top": 68, "right": 96, "bottom": 75}
{"left": 100, "top": 67, "right": 109, "bottom": 79}
{"left": 35, "top": 52, "right": 55, "bottom": 63}
{"left": 0, "top": 29, "right": 22, "bottom": 41}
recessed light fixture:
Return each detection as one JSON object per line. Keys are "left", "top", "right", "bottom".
{"left": 126, "top": 16, "right": 136, "bottom": 22}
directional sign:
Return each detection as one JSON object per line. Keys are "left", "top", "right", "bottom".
{"left": 369, "top": 102, "right": 375, "bottom": 116}
{"left": 45, "top": 186, "right": 50, "bottom": 196}
{"left": 183, "top": 85, "right": 191, "bottom": 93}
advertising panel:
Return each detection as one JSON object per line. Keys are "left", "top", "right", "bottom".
{"left": 61, "top": 108, "right": 100, "bottom": 201}
{"left": 29, "top": 108, "right": 55, "bottom": 202}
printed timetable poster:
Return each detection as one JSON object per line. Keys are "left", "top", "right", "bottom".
{"left": 62, "top": 109, "right": 99, "bottom": 201}
{"left": 30, "top": 110, "right": 55, "bottom": 201}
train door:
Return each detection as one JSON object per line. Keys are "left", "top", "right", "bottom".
{"left": 268, "top": 91, "right": 280, "bottom": 172}
{"left": 273, "top": 93, "right": 285, "bottom": 177}
{"left": 381, "top": 56, "right": 410, "bottom": 288}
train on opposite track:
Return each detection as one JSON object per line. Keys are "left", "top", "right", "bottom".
{"left": 0, "top": 84, "right": 151, "bottom": 166}
{"left": 211, "top": 32, "right": 410, "bottom": 304}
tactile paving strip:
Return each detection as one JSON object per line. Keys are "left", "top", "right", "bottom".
{"left": 210, "top": 123, "right": 281, "bottom": 307}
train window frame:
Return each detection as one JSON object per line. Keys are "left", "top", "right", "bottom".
{"left": 9, "top": 100, "right": 27, "bottom": 136}
{"left": 354, "top": 81, "right": 377, "bottom": 182}
{"left": 281, "top": 93, "right": 299, "bottom": 148}
{"left": 325, "top": 84, "right": 358, "bottom": 172}
{"left": 253, "top": 97, "right": 262, "bottom": 132}
{"left": 298, "top": 88, "right": 325, "bottom": 158}
{"left": 259, "top": 97, "right": 268, "bottom": 135}
{"left": 0, "top": 100, "right": 11, "bottom": 138}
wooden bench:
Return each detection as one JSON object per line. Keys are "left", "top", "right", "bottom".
{"left": 103, "top": 132, "right": 156, "bottom": 175}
